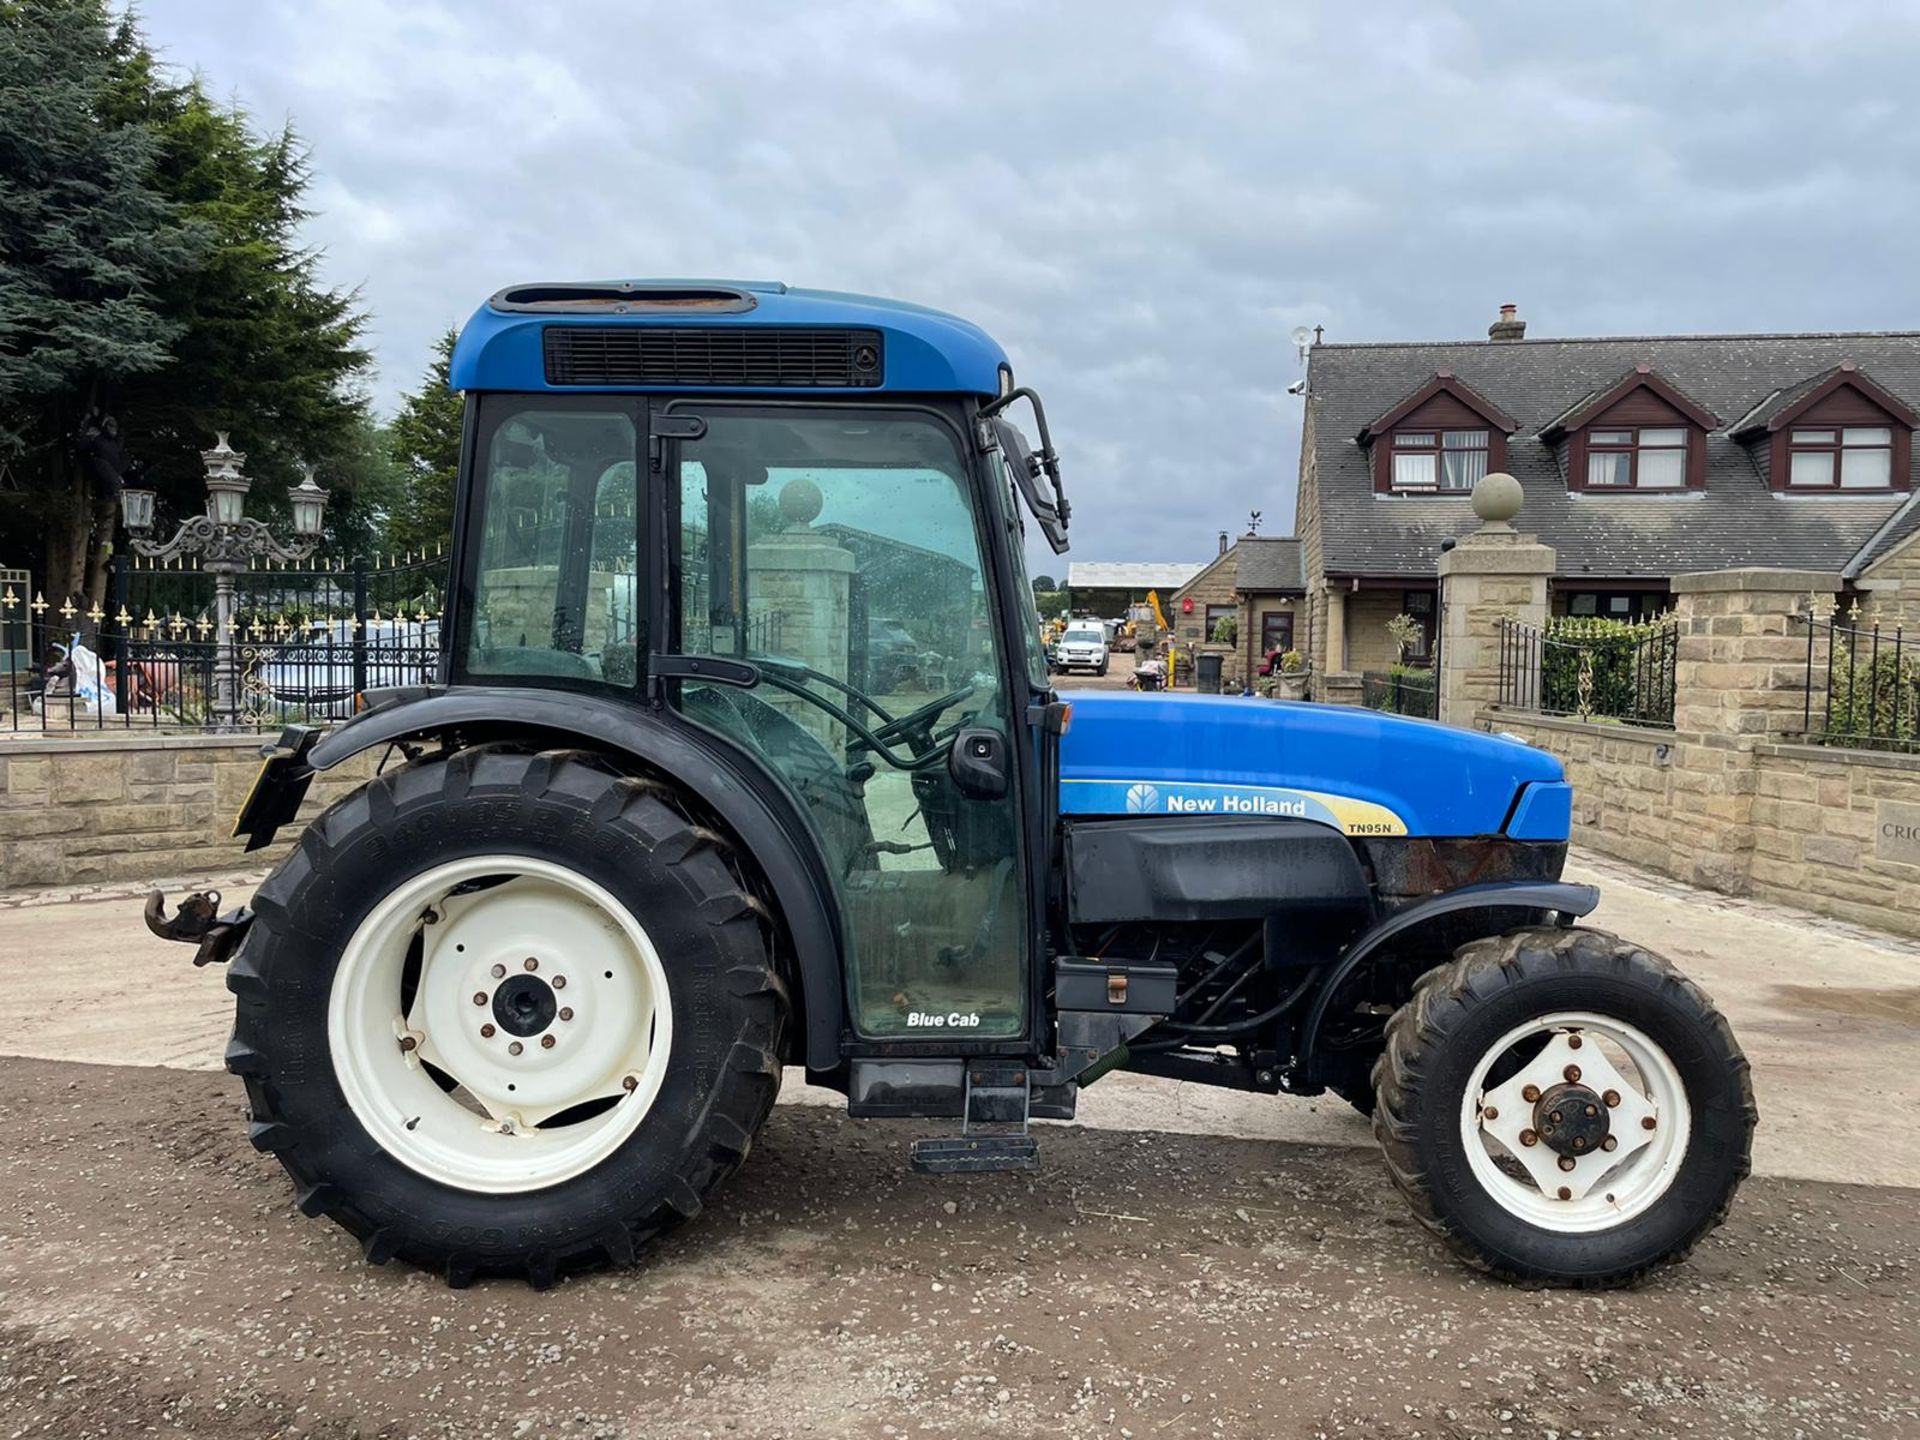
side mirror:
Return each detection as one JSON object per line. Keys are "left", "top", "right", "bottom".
{"left": 948, "top": 726, "right": 1009, "bottom": 800}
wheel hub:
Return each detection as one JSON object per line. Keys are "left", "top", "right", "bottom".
{"left": 1532, "top": 1081, "right": 1610, "bottom": 1158}
{"left": 493, "top": 973, "right": 557, "bottom": 1037}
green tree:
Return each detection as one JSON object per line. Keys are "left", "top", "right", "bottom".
{"left": 0, "top": 0, "right": 205, "bottom": 601}
{"left": 0, "top": 1, "right": 373, "bottom": 602}
{"left": 383, "top": 329, "right": 462, "bottom": 554}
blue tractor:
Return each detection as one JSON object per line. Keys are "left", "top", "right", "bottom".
{"left": 153, "top": 281, "right": 1755, "bottom": 1289}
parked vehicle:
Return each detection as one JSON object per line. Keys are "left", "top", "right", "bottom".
{"left": 864, "top": 616, "right": 920, "bottom": 693}
{"left": 256, "top": 620, "right": 439, "bottom": 718}
{"left": 1054, "top": 621, "right": 1110, "bottom": 675}
{"left": 147, "top": 279, "right": 1753, "bottom": 1293}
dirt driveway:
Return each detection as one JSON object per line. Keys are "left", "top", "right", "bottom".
{"left": 1, "top": 1056, "right": 1916, "bottom": 1440}
{"left": 3, "top": 852, "right": 1919, "bottom": 1437}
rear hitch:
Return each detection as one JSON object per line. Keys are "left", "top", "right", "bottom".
{"left": 144, "top": 889, "right": 255, "bottom": 967}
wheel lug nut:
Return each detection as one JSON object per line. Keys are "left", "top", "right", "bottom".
{"left": 1550, "top": 1110, "right": 1564, "bottom": 1124}
{"left": 472, "top": 992, "right": 487, "bottom": 1006}
{"left": 1521, "top": 1085, "right": 1541, "bottom": 1103}
{"left": 622, "top": 1075, "right": 638, "bottom": 1092}
{"left": 1519, "top": 1129, "right": 1538, "bottom": 1147}
{"left": 508, "top": 1041, "right": 524, "bottom": 1056}
{"left": 1482, "top": 1106, "right": 1498, "bottom": 1121}
{"left": 559, "top": 1007, "right": 574, "bottom": 1022}
{"left": 524, "top": 957, "right": 539, "bottom": 972}
{"left": 399, "top": 1035, "right": 417, "bottom": 1052}
{"left": 1572, "top": 1137, "right": 1586, "bottom": 1151}
{"left": 1568, "top": 1035, "right": 1584, "bottom": 1050}
{"left": 1584, "top": 1104, "right": 1598, "bottom": 1117}
{"left": 1556, "top": 1186, "right": 1572, "bottom": 1200}
{"left": 1564, "top": 1065, "right": 1582, "bottom": 1083}
{"left": 1641, "top": 1115, "right": 1657, "bottom": 1130}
{"left": 1602, "top": 1136, "right": 1618, "bottom": 1152}
{"left": 1603, "top": 1089, "right": 1622, "bottom": 1108}
{"left": 480, "top": 1023, "right": 496, "bottom": 1038}
{"left": 541, "top": 1034, "right": 556, "bottom": 1049}
{"left": 491, "top": 963, "right": 506, "bottom": 979}
{"left": 553, "top": 975, "right": 567, "bottom": 990}
{"left": 1558, "top": 1155, "right": 1576, "bottom": 1172}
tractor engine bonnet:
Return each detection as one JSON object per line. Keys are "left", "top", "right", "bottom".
{"left": 1057, "top": 693, "right": 1570, "bottom": 841}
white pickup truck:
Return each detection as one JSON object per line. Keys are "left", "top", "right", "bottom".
{"left": 1053, "top": 620, "right": 1110, "bottom": 676}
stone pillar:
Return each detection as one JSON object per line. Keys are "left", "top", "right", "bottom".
{"left": 1318, "top": 585, "right": 1362, "bottom": 701}
{"left": 1661, "top": 568, "right": 1838, "bottom": 893}
{"left": 746, "top": 479, "right": 854, "bottom": 752}
{"left": 1436, "top": 473, "right": 1555, "bottom": 729}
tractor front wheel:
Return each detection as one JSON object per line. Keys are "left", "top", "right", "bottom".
{"left": 225, "top": 746, "right": 786, "bottom": 1287}
{"left": 1372, "top": 926, "right": 1754, "bottom": 1287}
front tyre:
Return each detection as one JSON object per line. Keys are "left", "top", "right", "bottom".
{"left": 1372, "top": 927, "right": 1754, "bottom": 1287}
{"left": 225, "top": 747, "right": 787, "bottom": 1287}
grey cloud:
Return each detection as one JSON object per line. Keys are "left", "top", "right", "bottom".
{"left": 140, "top": 0, "right": 1920, "bottom": 569}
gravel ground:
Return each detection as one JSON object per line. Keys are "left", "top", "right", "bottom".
{"left": 1, "top": 1057, "right": 1915, "bottom": 1440}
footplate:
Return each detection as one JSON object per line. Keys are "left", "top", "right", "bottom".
{"left": 908, "top": 1060, "right": 1037, "bottom": 1175}
{"left": 909, "top": 1134, "right": 1038, "bottom": 1174}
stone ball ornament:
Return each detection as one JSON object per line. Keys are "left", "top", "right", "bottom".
{"left": 778, "top": 476, "right": 824, "bottom": 527}
{"left": 1471, "top": 471, "right": 1524, "bottom": 525}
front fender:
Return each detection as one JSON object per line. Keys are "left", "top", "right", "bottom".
{"left": 1298, "top": 880, "right": 1599, "bottom": 1083}
{"left": 294, "top": 687, "right": 848, "bottom": 1072}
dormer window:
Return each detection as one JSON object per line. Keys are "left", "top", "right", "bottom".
{"left": 1359, "top": 372, "right": 1516, "bottom": 495}
{"left": 1391, "top": 429, "right": 1489, "bottom": 492}
{"left": 1786, "top": 426, "right": 1893, "bottom": 489}
{"left": 1586, "top": 427, "right": 1688, "bottom": 489}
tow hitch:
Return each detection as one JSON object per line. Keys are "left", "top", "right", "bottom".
{"left": 144, "top": 888, "right": 254, "bottom": 967}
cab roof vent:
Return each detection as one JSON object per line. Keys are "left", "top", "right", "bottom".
{"left": 494, "top": 283, "right": 757, "bottom": 314}
{"left": 543, "top": 326, "right": 885, "bottom": 388}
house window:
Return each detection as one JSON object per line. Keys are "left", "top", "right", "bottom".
{"left": 1787, "top": 426, "right": 1894, "bottom": 489}
{"left": 1203, "top": 603, "right": 1237, "bottom": 640}
{"left": 1391, "top": 430, "right": 1488, "bottom": 492}
{"left": 1565, "top": 591, "right": 1665, "bottom": 620}
{"left": 1260, "top": 611, "right": 1294, "bottom": 656}
{"left": 1402, "top": 589, "right": 1434, "bottom": 662}
{"left": 1586, "top": 427, "right": 1687, "bottom": 489}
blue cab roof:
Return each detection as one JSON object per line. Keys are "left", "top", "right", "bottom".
{"left": 448, "top": 279, "right": 1010, "bottom": 396}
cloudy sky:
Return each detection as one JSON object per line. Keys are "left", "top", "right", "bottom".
{"left": 141, "top": 0, "right": 1920, "bottom": 570}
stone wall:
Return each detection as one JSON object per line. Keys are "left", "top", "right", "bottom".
{"left": 0, "top": 734, "right": 378, "bottom": 889}
{"left": 1858, "top": 528, "right": 1920, "bottom": 630}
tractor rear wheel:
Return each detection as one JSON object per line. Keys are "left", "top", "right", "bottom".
{"left": 225, "top": 746, "right": 786, "bottom": 1287}
{"left": 1372, "top": 926, "right": 1754, "bottom": 1287}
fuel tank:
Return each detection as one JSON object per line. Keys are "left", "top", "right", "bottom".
{"left": 1056, "top": 692, "right": 1570, "bottom": 841}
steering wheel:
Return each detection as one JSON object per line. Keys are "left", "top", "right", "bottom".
{"left": 865, "top": 683, "right": 977, "bottom": 753}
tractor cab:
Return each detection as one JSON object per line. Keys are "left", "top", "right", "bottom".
{"left": 443, "top": 282, "right": 1070, "bottom": 1055}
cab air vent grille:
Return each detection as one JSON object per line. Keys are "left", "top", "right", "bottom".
{"left": 543, "top": 326, "right": 884, "bottom": 388}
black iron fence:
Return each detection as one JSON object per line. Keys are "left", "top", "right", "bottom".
{"left": 1362, "top": 667, "right": 1437, "bottom": 719}
{"left": 3, "top": 552, "right": 446, "bottom": 734}
{"left": 1498, "top": 617, "right": 1678, "bottom": 728}
{"left": 1799, "top": 616, "right": 1920, "bottom": 751}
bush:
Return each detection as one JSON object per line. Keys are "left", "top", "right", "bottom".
{"left": 1824, "top": 639, "right": 1920, "bottom": 746}
{"left": 1279, "top": 649, "right": 1305, "bottom": 674}
{"left": 1539, "top": 615, "right": 1676, "bottom": 726}
{"left": 1210, "top": 614, "right": 1238, "bottom": 645}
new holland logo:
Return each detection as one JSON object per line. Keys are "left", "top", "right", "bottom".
{"left": 1125, "top": 782, "right": 1161, "bottom": 813}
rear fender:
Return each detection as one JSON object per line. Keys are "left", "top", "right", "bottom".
{"left": 293, "top": 687, "right": 847, "bottom": 1071}
{"left": 1298, "top": 880, "right": 1599, "bottom": 1084}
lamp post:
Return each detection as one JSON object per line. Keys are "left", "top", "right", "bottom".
{"left": 119, "top": 433, "right": 328, "bottom": 727}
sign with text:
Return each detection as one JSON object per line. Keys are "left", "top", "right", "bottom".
{"left": 1875, "top": 800, "right": 1920, "bottom": 867}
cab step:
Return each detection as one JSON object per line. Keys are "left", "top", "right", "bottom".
{"left": 909, "top": 1060, "right": 1037, "bottom": 1175}
{"left": 909, "top": 1134, "right": 1038, "bottom": 1174}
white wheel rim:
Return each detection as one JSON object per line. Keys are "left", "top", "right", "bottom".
{"left": 327, "top": 855, "right": 674, "bottom": 1194}
{"left": 1459, "top": 1010, "right": 1690, "bottom": 1233}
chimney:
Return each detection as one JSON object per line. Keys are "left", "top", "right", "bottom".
{"left": 1488, "top": 303, "right": 1526, "bottom": 342}
{"left": 1218, "top": 531, "right": 1229, "bottom": 556}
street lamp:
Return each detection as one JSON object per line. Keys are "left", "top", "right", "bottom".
{"left": 121, "top": 432, "right": 329, "bottom": 727}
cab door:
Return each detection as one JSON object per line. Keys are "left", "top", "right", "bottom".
{"left": 662, "top": 402, "right": 1032, "bottom": 1044}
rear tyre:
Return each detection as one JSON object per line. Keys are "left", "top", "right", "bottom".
{"left": 1372, "top": 926, "right": 1754, "bottom": 1287}
{"left": 226, "top": 746, "right": 786, "bottom": 1287}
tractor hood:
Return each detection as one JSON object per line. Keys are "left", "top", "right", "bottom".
{"left": 1055, "top": 693, "right": 1571, "bottom": 841}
